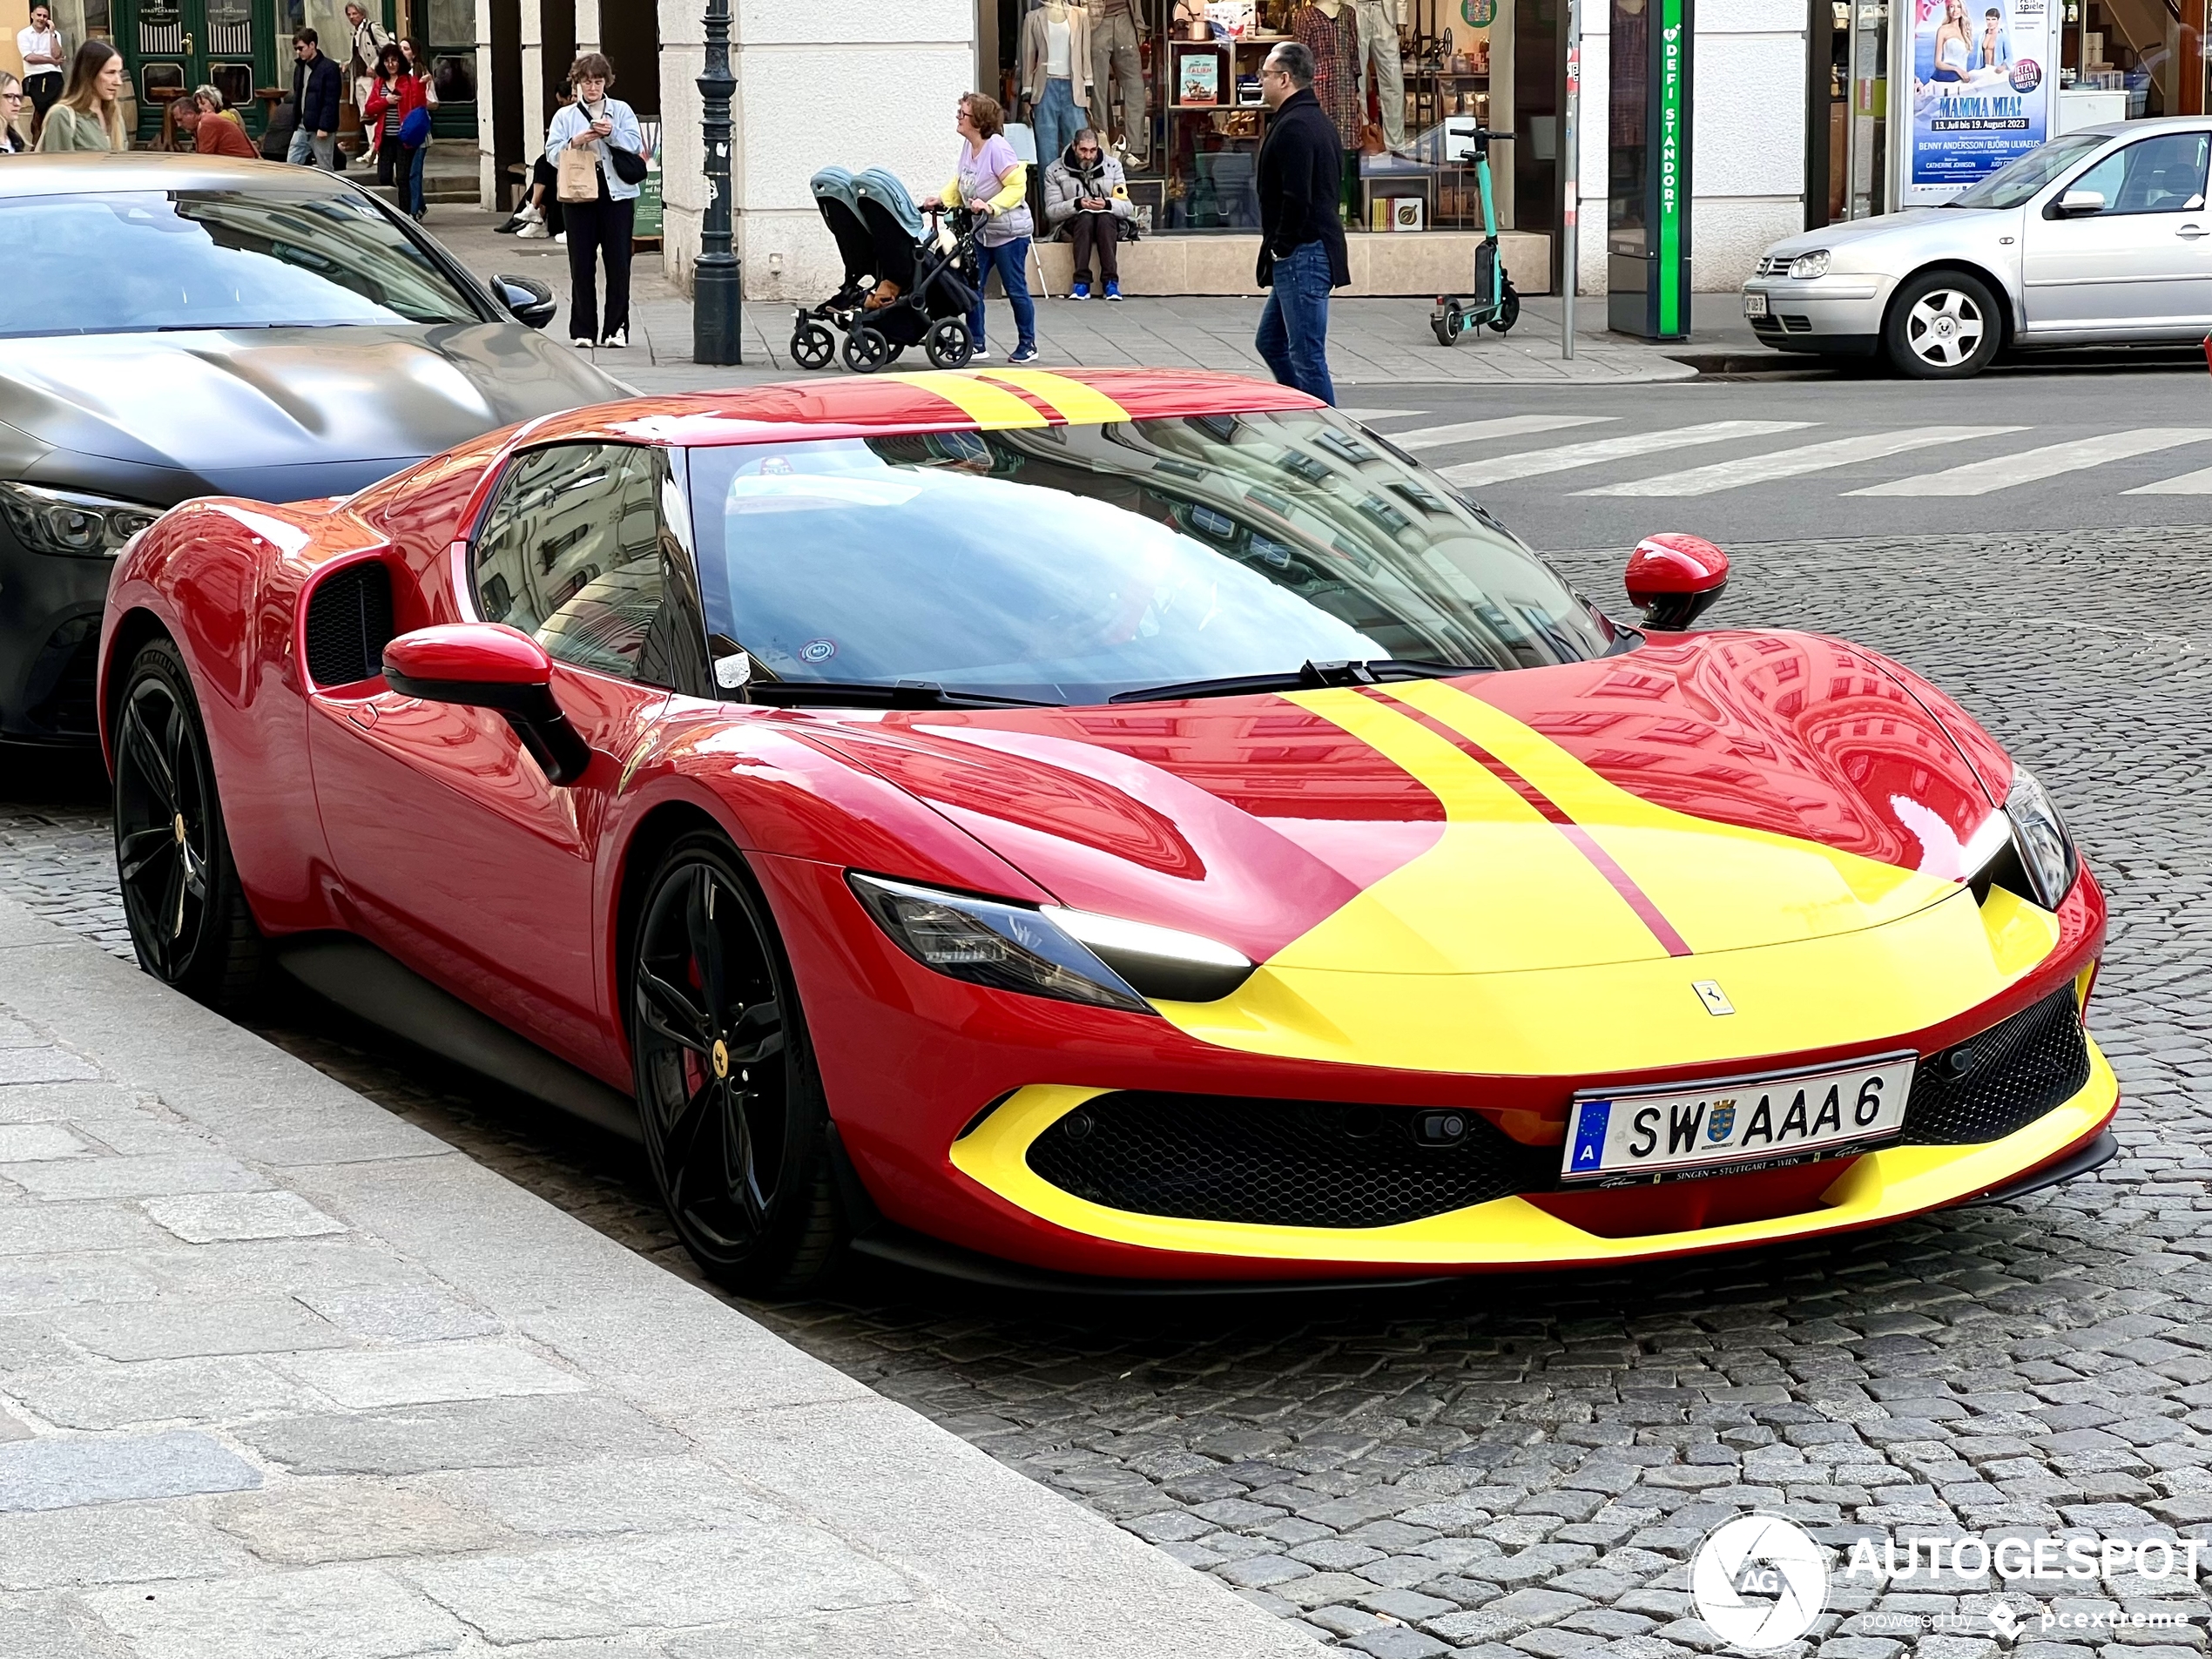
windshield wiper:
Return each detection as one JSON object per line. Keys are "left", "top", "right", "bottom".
{"left": 741, "top": 678, "right": 1061, "bottom": 710}
{"left": 1109, "top": 658, "right": 1494, "bottom": 705}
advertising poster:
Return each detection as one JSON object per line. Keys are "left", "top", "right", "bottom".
{"left": 1903, "top": 0, "right": 2057, "bottom": 203}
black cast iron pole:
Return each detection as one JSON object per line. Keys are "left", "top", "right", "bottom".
{"left": 692, "top": 0, "right": 742, "bottom": 365}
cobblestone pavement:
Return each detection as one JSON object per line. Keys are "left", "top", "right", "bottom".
{"left": 4, "top": 526, "right": 2209, "bottom": 1659}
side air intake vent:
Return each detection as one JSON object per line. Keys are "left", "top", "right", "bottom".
{"left": 303, "top": 562, "right": 396, "bottom": 688}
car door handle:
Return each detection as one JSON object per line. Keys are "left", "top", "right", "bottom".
{"left": 2179, "top": 224, "right": 2209, "bottom": 239}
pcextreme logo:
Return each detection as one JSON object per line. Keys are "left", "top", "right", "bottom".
{"left": 1690, "top": 1514, "right": 1828, "bottom": 1651}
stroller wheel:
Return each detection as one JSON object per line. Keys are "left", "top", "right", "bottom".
{"left": 791, "top": 319, "right": 836, "bottom": 371}
{"left": 842, "top": 325, "right": 893, "bottom": 374}
{"left": 925, "top": 317, "right": 974, "bottom": 370}
{"left": 1489, "top": 285, "right": 1522, "bottom": 335}
{"left": 1432, "top": 309, "right": 1464, "bottom": 347}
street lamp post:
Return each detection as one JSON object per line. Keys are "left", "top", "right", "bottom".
{"left": 693, "top": 0, "right": 742, "bottom": 365}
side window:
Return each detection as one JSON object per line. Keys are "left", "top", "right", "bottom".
{"left": 2067, "top": 133, "right": 2210, "bottom": 216}
{"left": 470, "top": 443, "right": 709, "bottom": 693}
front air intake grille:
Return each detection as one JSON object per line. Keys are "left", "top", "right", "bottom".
{"left": 1025, "top": 1091, "right": 1556, "bottom": 1228}
{"left": 1900, "top": 987, "right": 2090, "bottom": 1145}
{"left": 303, "top": 562, "right": 395, "bottom": 688}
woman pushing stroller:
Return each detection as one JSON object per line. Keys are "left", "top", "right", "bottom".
{"left": 922, "top": 93, "right": 1037, "bottom": 366}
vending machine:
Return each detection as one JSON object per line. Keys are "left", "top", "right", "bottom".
{"left": 1606, "top": 0, "right": 1694, "bottom": 340}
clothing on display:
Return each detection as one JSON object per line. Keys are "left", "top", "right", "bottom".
{"left": 1090, "top": 0, "right": 1148, "bottom": 163}
{"left": 1022, "top": 2, "right": 1095, "bottom": 172}
{"left": 1291, "top": 0, "right": 1363, "bottom": 150}
{"left": 1353, "top": 0, "right": 1406, "bottom": 150}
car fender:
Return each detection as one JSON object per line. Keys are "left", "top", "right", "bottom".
{"left": 1886, "top": 251, "right": 2024, "bottom": 347}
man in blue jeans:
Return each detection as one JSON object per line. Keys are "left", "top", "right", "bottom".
{"left": 1253, "top": 43, "right": 1350, "bottom": 405}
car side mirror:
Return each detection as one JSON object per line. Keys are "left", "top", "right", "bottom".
{"left": 490, "top": 273, "right": 559, "bottom": 329}
{"left": 1624, "top": 532, "right": 1730, "bottom": 631}
{"left": 381, "top": 624, "right": 592, "bottom": 784}
{"left": 2054, "top": 189, "right": 2106, "bottom": 217}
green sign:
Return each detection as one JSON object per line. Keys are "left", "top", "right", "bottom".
{"left": 1656, "top": 0, "right": 1685, "bottom": 336}
{"left": 1460, "top": 0, "right": 1496, "bottom": 24}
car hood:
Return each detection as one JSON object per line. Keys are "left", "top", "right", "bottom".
{"left": 802, "top": 631, "right": 2012, "bottom": 979}
{"left": 0, "top": 322, "right": 621, "bottom": 504}
{"left": 1761, "top": 207, "right": 2000, "bottom": 264}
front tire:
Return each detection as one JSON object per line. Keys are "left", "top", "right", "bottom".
{"left": 629, "top": 833, "right": 844, "bottom": 1296}
{"left": 1490, "top": 283, "right": 1521, "bottom": 334}
{"left": 1885, "top": 269, "right": 2000, "bottom": 378}
{"left": 111, "top": 637, "right": 267, "bottom": 1008}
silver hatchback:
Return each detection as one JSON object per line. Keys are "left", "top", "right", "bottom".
{"left": 1744, "top": 118, "right": 2212, "bottom": 378}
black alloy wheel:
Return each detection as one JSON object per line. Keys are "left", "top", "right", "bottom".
{"left": 925, "top": 315, "right": 974, "bottom": 369}
{"left": 791, "top": 318, "right": 836, "bottom": 370}
{"left": 629, "top": 833, "right": 843, "bottom": 1295}
{"left": 111, "top": 637, "right": 266, "bottom": 1007}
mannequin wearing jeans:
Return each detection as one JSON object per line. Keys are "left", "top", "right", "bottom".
{"left": 1021, "top": 0, "right": 1091, "bottom": 168}
{"left": 1353, "top": 0, "right": 1404, "bottom": 150}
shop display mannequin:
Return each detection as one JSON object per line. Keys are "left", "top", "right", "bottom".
{"left": 1089, "top": 0, "right": 1149, "bottom": 165}
{"left": 1353, "top": 0, "right": 1405, "bottom": 150}
{"left": 1022, "top": 0, "right": 1094, "bottom": 167}
{"left": 1291, "top": 0, "right": 1363, "bottom": 152}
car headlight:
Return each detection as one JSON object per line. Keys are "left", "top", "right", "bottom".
{"left": 848, "top": 873, "right": 1254, "bottom": 1012}
{"left": 0, "top": 481, "right": 163, "bottom": 557}
{"left": 1789, "top": 251, "right": 1831, "bottom": 280}
{"left": 2002, "top": 765, "right": 2077, "bottom": 910}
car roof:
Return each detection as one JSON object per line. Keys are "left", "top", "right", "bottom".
{"left": 506, "top": 368, "right": 1328, "bottom": 450}
{"left": 2071, "top": 115, "right": 2212, "bottom": 138}
{"left": 0, "top": 152, "right": 356, "bottom": 198}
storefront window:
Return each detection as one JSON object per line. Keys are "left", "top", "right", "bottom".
{"left": 995, "top": 0, "right": 1561, "bottom": 252}
{"left": 2058, "top": 0, "right": 2198, "bottom": 121}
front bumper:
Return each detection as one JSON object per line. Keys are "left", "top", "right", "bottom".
{"left": 1743, "top": 274, "right": 1892, "bottom": 358}
{"left": 0, "top": 538, "right": 113, "bottom": 742}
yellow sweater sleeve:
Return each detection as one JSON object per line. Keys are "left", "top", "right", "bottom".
{"left": 987, "top": 162, "right": 1028, "bottom": 212}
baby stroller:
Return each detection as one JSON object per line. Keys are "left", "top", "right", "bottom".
{"left": 792, "top": 167, "right": 980, "bottom": 374}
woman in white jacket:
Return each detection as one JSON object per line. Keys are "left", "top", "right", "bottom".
{"left": 548, "top": 51, "right": 646, "bottom": 349}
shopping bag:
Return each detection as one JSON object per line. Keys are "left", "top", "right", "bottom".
{"left": 556, "top": 146, "right": 600, "bottom": 203}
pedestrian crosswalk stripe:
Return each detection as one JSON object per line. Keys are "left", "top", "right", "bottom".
{"left": 2121, "top": 463, "right": 2212, "bottom": 495}
{"left": 1339, "top": 408, "right": 1430, "bottom": 423}
{"left": 1575, "top": 426, "right": 2029, "bottom": 497}
{"left": 1386, "top": 415, "right": 1615, "bottom": 454}
{"left": 1848, "top": 428, "right": 2212, "bottom": 496}
{"left": 1436, "top": 421, "right": 1816, "bottom": 489}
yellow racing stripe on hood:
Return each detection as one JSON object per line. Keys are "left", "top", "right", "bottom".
{"left": 1383, "top": 678, "right": 1952, "bottom": 954}
{"left": 887, "top": 371, "right": 1048, "bottom": 428}
{"left": 978, "top": 368, "right": 1130, "bottom": 424}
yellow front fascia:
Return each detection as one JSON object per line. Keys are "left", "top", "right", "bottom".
{"left": 949, "top": 1044, "right": 2117, "bottom": 1268}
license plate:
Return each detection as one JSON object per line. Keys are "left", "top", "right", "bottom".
{"left": 1561, "top": 1054, "right": 1915, "bottom": 1184}
{"left": 1743, "top": 291, "right": 1770, "bottom": 318}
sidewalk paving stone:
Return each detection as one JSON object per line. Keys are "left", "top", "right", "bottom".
{"left": 0, "top": 896, "right": 1323, "bottom": 1655}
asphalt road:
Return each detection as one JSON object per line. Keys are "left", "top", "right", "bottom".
{"left": 1339, "top": 358, "right": 2212, "bottom": 556}
{"left": 4, "top": 423, "right": 2209, "bottom": 1655}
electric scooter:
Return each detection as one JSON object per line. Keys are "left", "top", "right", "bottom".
{"left": 1431, "top": 128, "right": 1520, "bottom": 345}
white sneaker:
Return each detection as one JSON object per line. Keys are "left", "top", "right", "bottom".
{"left": 968, "top": 347, "right": 991, "bottom": 363}
{"left": 571, "top": 335, "right": 594, "bottom": 348}
{"left": 518, "top": 202, "right": 543, "bottom": 224}
{"left": 516, "top": 220, "right": 547, "bottom": 239}
{"left": 554, "top": 231, "right": 567, "bottom": 245}
{"left": 601, "top": 327, "right": 627, "bottom": 348}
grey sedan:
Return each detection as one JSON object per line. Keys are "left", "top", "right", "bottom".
{"left": 0, "top": 155, "right": 624, "bottom": 746}
{"left": 1744, "top": 118, "right": 2212, "bottom": 378}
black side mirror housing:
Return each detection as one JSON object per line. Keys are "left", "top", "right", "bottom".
{"left": 492, "top": 274, "right": 559, "bottom": 330}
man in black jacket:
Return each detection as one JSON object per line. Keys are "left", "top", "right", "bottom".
{"left": 1253, "top": 42, "right": 1350, "bottom": 405}
{"left": 287, "top": 29, "right": 341, "bottom": 170}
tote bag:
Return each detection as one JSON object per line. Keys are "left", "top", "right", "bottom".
{"left": 556, "top": 146, "right": 600, "bottom": 203}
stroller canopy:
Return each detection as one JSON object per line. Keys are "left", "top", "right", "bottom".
{"left": 853, "top": 169, "right": 926, "bottom": 242}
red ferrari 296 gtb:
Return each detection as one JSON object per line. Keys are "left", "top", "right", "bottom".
{"left": 98, "top": 369, "right": 2116, "bottom": 1292}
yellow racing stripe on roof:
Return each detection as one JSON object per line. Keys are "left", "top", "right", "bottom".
{"left": 887, "top": 371, "right": 1047, "bottom": 428}
{"left": 978, "top": 368, "right": 1130, "bottom": 425}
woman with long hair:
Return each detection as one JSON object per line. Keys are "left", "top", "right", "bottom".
{"left": 362, "top": 40, "right": 428, "bottom": 212}
{"left": 37, "top": 37, "right": 125, "bottom": 152}
{"left": 1931, "top": 0, "right": 1973, "bottom": 84}
{"left": 401, "top": 37, "right": 439, "bottom": 220}
{"left": 546, "top": 51, "right": 644, "bottom": 348}
{"left": 0, "top": 74, "right": 30, "bottom": 153}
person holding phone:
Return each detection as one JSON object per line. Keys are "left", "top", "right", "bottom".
{"left": 546, "top": 51, "right": 644, "bottom": 349}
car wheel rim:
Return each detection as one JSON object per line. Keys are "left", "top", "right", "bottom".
{"left": 1906, "top": 289, "right": 1985, "bottom": 368}
{"left": 634, "top": 860, "right": 790, "bottom": 1256}
{"left": 113, "top": 676, "right": 211, "bottom": 981}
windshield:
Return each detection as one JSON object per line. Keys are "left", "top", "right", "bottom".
{"left": 0, "top": 190, "right": 483, "bottom": 338}
{"left": 685, "top": 409, "right": 1618, "bottom": 706}
{"left": 1946, "top": 133, "right": 2108, "bottom": 208}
